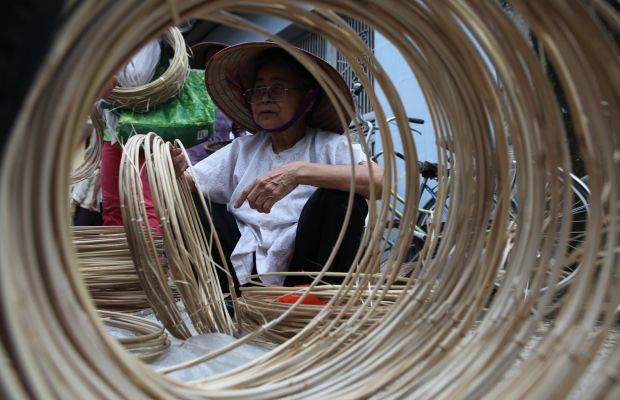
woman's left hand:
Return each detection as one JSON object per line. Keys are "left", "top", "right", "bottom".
{"left": 235, "top": 161, "right": 304, "bottom": 213}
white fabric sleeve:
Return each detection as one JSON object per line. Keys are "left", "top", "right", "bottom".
{"left": 192, "top": 141, "right": 239, "bottom": 204}
{"left": 325, "top": 134, "right": 369, "bottom": 165}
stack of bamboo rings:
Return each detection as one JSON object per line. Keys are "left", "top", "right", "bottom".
{"left": 1, "top": 1, "right": 619, "bottom": 399}
{"left": 73, "top": 225, "right": 169, "bottom": 312}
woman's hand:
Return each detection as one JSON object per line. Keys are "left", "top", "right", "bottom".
{"left": 170, "top": 147, "right": 197, "bottom": 190}
{"left": 171, "top": 148, "right": 188, "bottom": 177}
{"left": 235, "top": 161, "right": 304, "bottom": 213}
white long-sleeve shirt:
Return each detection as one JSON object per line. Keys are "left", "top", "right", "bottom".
{"left": 192, "top": 127, "right": 366, "bottom": 286}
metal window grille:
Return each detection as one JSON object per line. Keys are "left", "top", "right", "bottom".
{"left": 292, "top": 16, "right": 374, "bottom": 116}
{"left": 293, "top": 33, "right": 327, "bottom": 60}
{"left": 336, "top": 16, "right": 374, "bottom": 116}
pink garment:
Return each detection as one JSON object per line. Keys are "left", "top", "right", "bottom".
{"left": 100, "top": 141, "right": 159, "bottom": 233}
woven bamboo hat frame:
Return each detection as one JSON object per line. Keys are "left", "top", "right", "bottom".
{"left": 1, "top": 1, "right": 619, "bottom": 399}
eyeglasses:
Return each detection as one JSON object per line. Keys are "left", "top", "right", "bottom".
{"left": 243, "top": 84, "right": 299, "bottom": 103}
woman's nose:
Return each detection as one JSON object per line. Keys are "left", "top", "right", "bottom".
{"left": 259, "top": 88, "right": 271, "bottom": 103}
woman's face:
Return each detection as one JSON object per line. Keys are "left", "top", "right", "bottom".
{"left": 250, "top": 64, "right": 306, "bottom": 130}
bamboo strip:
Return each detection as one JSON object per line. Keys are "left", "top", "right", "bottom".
{"left": 119, "top": 133, "right": 236, "bottom": 337}
{"left": 70, "top": 112, "right": 103, "bottom": 183}
{"left": 104, "top": 26, "right": 189, "bottom": 113}
{"left": 99, "top": 310, "right": 171, "bottom": 362}
{"left": 73, "top": 226, "right": 172, "bottom": 312}
{"left": 0, "top": 1, "right": 618, "bottom": 399}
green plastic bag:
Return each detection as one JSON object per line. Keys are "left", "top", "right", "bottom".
{"left": 113, "top": 69, "right": 216, "bottom": 147}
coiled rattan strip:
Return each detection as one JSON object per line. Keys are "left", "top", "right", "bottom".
{"left": 0, "top": 1, "right": 619, "bottom": 399}
{"left": 70, "top": 111, "right": 103, "bottom": 183}
{"left": 99, "top": 310, "right": 171, "bottom": 362}
{"left": 119, "top": 133, "right": 236, "bottom": 338}
{"left": 119, "top": 134, "right": 193, "bottom": 340}
{"left": 104, "top": 26, "right": 189, "bottom": 113}
{"left": 236, "top": 273, "right": 413, "bottom": 344}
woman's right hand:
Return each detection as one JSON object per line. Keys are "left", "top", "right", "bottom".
{"left": 171, "top": 147, "right": 188, "bottom": 177}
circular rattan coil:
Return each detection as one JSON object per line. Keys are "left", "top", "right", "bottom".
{"left": 104, "top": 26, "right": 189, "bottom": 113}
{"left": 99, "top": 310, "right": 171, "bottom": 362}
{"left": 237, "top": 273, "right": 413, "bottom": 344}
{"left": 1, "top": 1, "right": 619, "bottom": 399}
{"left": 119, "top": 133, "right": 236, "bottom": 338}
{"left": 70, "top": 111, "right": 103, "bottom": 183}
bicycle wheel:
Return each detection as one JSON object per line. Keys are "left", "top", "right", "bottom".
{"left": 498, "top": 173, "right": 589, "bottom": 294}
{"left": 418, "top": 173, "right": 589, "bottom": 295}
{"left": 542, "top": 173, "right": 589, "bottom": 292}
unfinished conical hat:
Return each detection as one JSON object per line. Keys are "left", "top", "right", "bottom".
{"left": 204, "top": 41, "right": 353, "bottom": 134}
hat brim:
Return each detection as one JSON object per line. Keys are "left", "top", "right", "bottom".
{"left": 189, "top": 42, "right": 227, "bottom": 69}
{"left": 204, "top": 42, "right": 353, "bottom": 134}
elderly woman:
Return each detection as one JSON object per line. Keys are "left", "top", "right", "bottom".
{"left": 173, "top": 42, "right": 383, "bottom": 291}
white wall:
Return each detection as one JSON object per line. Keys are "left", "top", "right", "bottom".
{"left": 373, "top": 32, "right": 437, "bottom": 205}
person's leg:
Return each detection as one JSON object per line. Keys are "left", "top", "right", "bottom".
{"left": 192, "top": 193, "right": 242, "bottom": 293}
{"left": 100, "top": 141, "right": 123, "bottom": 226}
{"left": 101, "top": 141, "right": 159, "bottom": 232}
{"left": 73, "top": 206, "right": 103, "bottom": 226}
{"left": 286, "top": 189, "right": 368, "bottom": 286}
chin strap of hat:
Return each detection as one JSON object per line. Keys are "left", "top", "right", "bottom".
{"left": 258, "top": 87, "right": 322, "bottom": 133}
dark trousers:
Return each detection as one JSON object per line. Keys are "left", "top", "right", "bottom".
{"left": 193, "top": 189, "right": 368, "bottom": 292}
{"left": 192, "top": 194, "right": 242, "bottom": 294}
